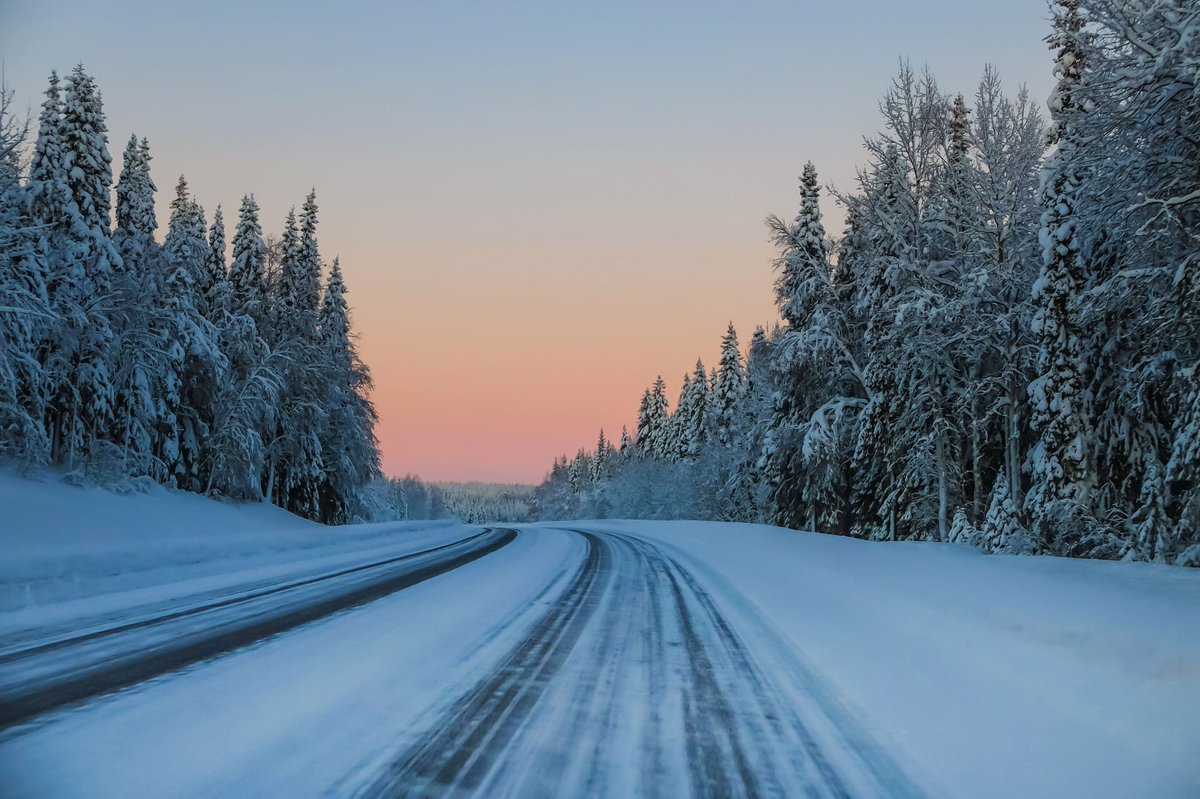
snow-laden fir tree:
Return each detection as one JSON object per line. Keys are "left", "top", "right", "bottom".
{"left": 712, "top": 323, "right": 745, "bottom": 448}
{"left": 981, "top": 471, "right": 1028, "bottom": 553}
{"left": 108, "top": 134, "right": 161, "bottom": 476}
{"left": 1026, "top": 0, "right": 1093, "bottom": 550}
{"left": 36, "top": 66, "right": 121, "bottom": 468}
{"left": 203, "top": 206, "right": 226, "bottom": 315}
{"left": 645, "top": 376, "right": 671, "bottom": 460}
{"left": 229, "top": 194, "right": 267, "bottom": 323}
{"left": 159, "top": 176, "right": 222, "bottom": 489}
{"left": 314, "top": 256, "right": 380, "bottom": 521}
{"left": 113, "top": 134, "right": 156, "bottom": 269}
{"left": 673, "top": 359, "right": 709, "bottom": 460}
{"left": 0, "top": 80, "right": 47, "bottom": 461}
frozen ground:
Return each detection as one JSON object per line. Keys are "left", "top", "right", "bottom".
{"left": 1, "top": 477, "right": 1197, "bottom": 797}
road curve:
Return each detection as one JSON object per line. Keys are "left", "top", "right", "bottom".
{"left": 0, "top": 527, "right": 516, "bottom": 730}
{"left": 358, "top": 527, "right": 924, "bottom": 799}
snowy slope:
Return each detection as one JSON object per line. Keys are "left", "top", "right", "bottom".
{"left": 0, "top": 471, "right": 463, "bottom": 647}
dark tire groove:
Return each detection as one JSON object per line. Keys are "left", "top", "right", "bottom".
{"left": 360, "top": 532, "right": 610, "bottom": 798}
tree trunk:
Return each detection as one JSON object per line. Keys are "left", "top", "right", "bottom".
{"left": 936, "top": 431, "right": 949, "bottom": 541}
{"left": 1008, "top": 374, "right": 1023, "bottom": 514}
{"left": 972, "top": 398, "right": 984, "bottom": 524}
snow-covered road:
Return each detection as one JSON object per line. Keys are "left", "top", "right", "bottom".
{"left": 0, "top": 526, "right": 923, "bottom": 798}
{"left": 2, "top": 513, "right": 1198, "bottom": 798}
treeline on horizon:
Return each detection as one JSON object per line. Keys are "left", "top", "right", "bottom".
{"left": 535, "top": 0, "right": 1200, "bottom": 566}
{"left": 0, "top": 66, "right": 380, "bottom": 523}
{"left": 365, "top": 476, "right": 534, "bottom": 524}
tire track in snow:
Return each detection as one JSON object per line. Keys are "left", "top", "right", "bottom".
{"left": 357, "top": 528, "right": 925, "bottom": 798}
{"left": 0, "top": 528, "right": 517, "bottom": 731}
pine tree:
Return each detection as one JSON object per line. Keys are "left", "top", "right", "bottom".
{"left": 592, "top": 428, "right": 609, "bottom": 482}
{"left": 765, "top": 162, "right": 863, "bottom": 533}
{"left": 0, "top": 79, "right": 47, "bottom": 461}
{"left": 229, "top": 194, "right": 267, "bottom": 323}
{"left": 712, "top": 323, "right": 745, "bottom": 447}
{"left": 297, "top": 189, "right": 322, "bottom": 318}
{"left": 204, "top": 205, "right": 226, "bottom": 314}
{"left": 981, "top": 471, "right": 1029, "bottom": 553}
{"left": 1027, "top": 0, "right": 1093, "bottom": 550}
{"left": 646, "top": 376, "right": 671, "bottom": 460}
{"left": 634, "top": 388, "right": 653, "bottom": 458}
{"left": 159, "top": 175, "right": 222, "bottom": 489}
{"left": 109, "top": 134, "right": 161, "bottom": 476}
{"left": 113, "top": 134, "right": 157, "bottom": 268}
{"left": 678, "top": 358, "right": 709, "bottom": 458}
{"left": 39, "top": 66, "right": 121, "bottom": 468}
{"left": 669, "top": 373, "right": 692, "bottom": 461}
{"left": 266, "top": 200, "right": 325, "bottom": 516}
{"left": 315, "top": 256, "right": 379, "bottom": 521}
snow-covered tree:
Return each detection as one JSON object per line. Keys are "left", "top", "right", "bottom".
{"left": 229, "top": 194, "right": 267, "bottom": 323}
{"left": 712, "top": 323, "right": 745, "bottom": 447}
{"left": 316, "top": 256, "right": 380, "bottom": 521}
{"left": 1026, "top": 0, "right": 1094, "bottom": 551}
{"left": 0, "top": 79, "right": 47, "bottom": 461}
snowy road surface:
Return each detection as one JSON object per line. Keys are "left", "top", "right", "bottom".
{"left": 0, "top": 526, "right": 924, "bottom": 798}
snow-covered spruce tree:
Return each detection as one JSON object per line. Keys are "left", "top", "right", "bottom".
{"left": 113, "top": 134, "right": 157, "bottom": 268}
{"left": 981, "top": 471, "right": 1029, "bottom": 553}
{"left": 270, "top": 207, "right": 301, "bottom": 345}
{"left": 851, "top": 145, "right": 917, "bottom": 540}
{"left": 228, "top": 194, "right": 267, "bottom": 323}
{"left": 676, "top": 359, "right": 709, "bottom": 459}
{"left": 32, "top": 66, "right": 122, "bottom": 469}
{"left": 159, "top": 176, "right": 224, "bottom": 489}
{"left": 766, "top": 170, "right": 875, "bottom": 533}
{"left": 108, "top": 133, "right": 162, "bottom": 477}
{"left": 296, "top": 190, "right": 323, "bottom": 319}
{"left": 1026, "top": 0, "right": 1094, "bottom": 553}
{"left": 668, "top": 372, "right": 693, "bottom": 462}
{"left": 1065, "top": 0, "right": 1200, "bottom": 564}
{"left": 738, "top": 325, "right": 777, "bottom": 522}
{"left": 0, "top": 79, "right": 49, "bottom": 461}
{"left": 591, "top": 428, "right": 610, "bottom": 482}
{"left": 264, "top": 197, "right": 325, "bottom": 516}
{"left": 316, "top": 257, "right": 380, "bottom": 522}
{"left": 948, "top": 507, "right": 977, "bottom": 546}
{"left": 25, "top": 71, "right": 77, "bottom": 464}
{"left": 763, "top": 161, "right": 847, "bottom": 532}
{"left": 634, "top": 388, "right": 652, "bottom": 458}
{"left": 203, "top": 205, "right": 226, "bottom": 314}
{"left": 643, "top": 376, "right": 672, "bottom": 461}
{"left": 712, "top": 323, "right": 745, "bottom": 448}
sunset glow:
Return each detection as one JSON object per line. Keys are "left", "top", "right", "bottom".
{"left": 2, "top": 0, "right": 1051, "bottom": 482}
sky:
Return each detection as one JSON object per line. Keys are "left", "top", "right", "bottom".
{"left": 1, "top": 0, "right": 1055, "bottom": 484}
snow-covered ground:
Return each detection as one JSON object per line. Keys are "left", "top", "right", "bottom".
{"left": 582, "top": 520, "right": 1200, "bottom": 798}
{"left": 1, "top": 471, "right": 462, "bottom": 640}
{"left": 1, "top": 477, "right": 1197, "bottom": 797}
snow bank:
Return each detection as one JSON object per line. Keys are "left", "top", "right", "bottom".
{"left": 0, "top": 471, "right": 464, "bottom": 642}
{"left": 583, "top": 520, "right": 1200, "bottom": 799}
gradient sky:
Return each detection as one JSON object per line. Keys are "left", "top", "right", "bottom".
{"left": 2, "top": 0, "right": 1055, "bottom": 483}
